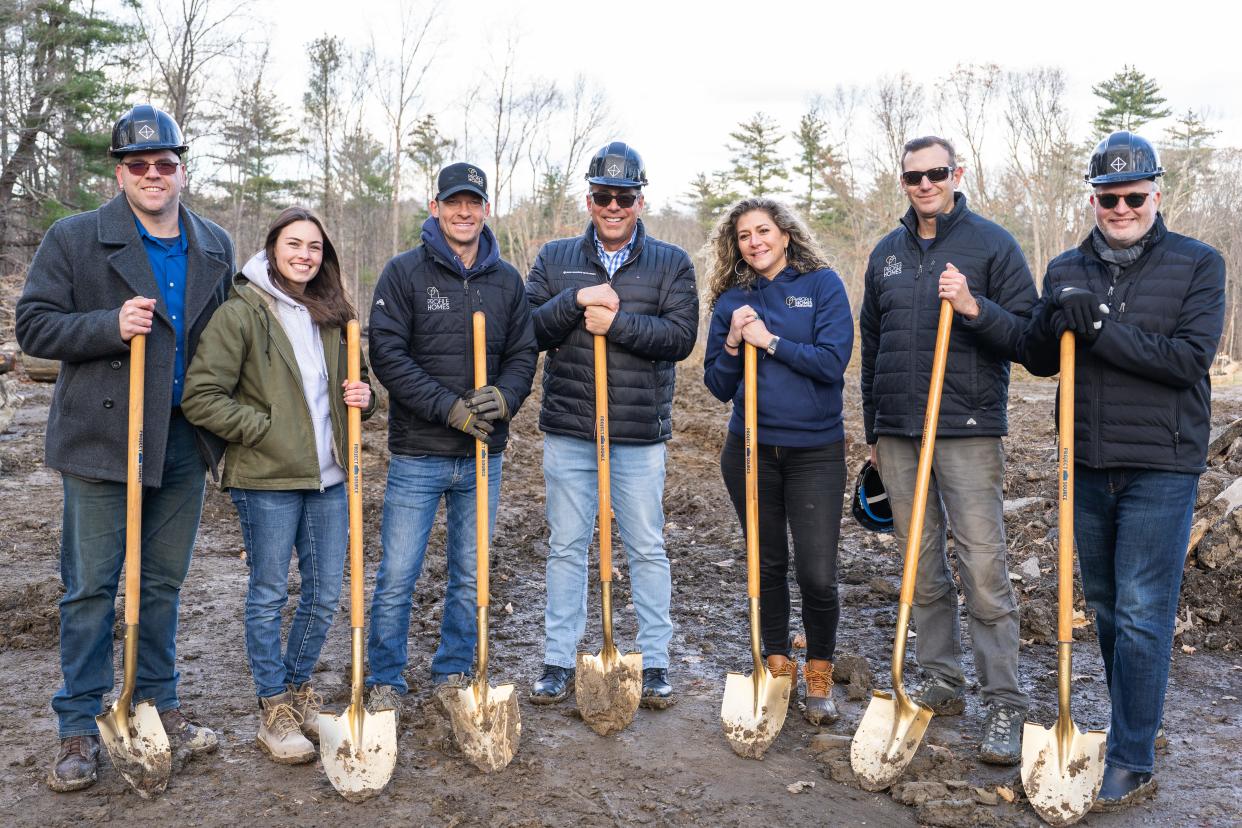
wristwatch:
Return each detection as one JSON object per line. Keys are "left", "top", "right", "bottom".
{"left": 766, "top": 336, "right": 780, "bottom": 356}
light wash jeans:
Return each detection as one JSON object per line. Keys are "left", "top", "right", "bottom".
{"left": 541, "top": 432, "right": 672, "bottom": 670}
{"left": 367, "top": 451, "right": 502, "bottom": 691}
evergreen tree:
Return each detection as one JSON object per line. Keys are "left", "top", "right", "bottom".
{"left": 791, "top": 106, "right": 843, "bottom": 219}
{"left": 405, "top": 114, "right": 455, "bottom": 202}
{"left": 683, "top": 171, "right": 739, "bottom": 231}
{"left": 303, "top": 35, "right": 343, "bottom": 218}
{"left": 727, "top": 112, "right": 788, "bottom": 196}
{"left": 1091, "top": 65, "right": 1171, "bottom": 136}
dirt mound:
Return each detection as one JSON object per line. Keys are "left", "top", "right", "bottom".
{"left": 0, "top": 579, "right": 62, "bottom": 650}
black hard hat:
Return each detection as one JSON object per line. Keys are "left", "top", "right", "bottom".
{"left": 1085, "top": 130, "right": 1163, "bottom": 185}
{"left": 852, "top": 460, "right": 893, "bottom": 533}
{"left": 110, "top": 104, "right": 188, "bottom": 158}
{"left": 585, "top": 141, "right": 648, "bottom": 188}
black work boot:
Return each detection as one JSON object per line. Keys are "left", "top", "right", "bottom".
{"left": 529, "top": 665, "right": 574, "bottom": 704}
{"left": 978, "top": 703, "right": 1025, "bottom": 766}
{"left": 640, "top": 668, "right": 675, "bottom": 709}
{"left": 1092, "top": 764, "right": 1157, "bottom": 811}
{"left": 47, "top": 735, "right": 100, "bottom": 792}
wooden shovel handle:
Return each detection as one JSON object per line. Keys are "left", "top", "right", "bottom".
{"left": 897, "top": 300, "right": 954, "bottom": 607}
{"left": 473, "top": 311, "right": 489, "bottom": 609}
{"left": 125, "top": 334, "right": 146, "bottom": 626}
{"left": 346, "top": 321, "right": 363, "bottom": 628}
{"left": 594, "top": 335, "right": 612, "bottom": 584}
{"left": 1057, "top": 332, "right": 1075, "bottom": 642}
{"left": 744, "top": 344, "right": 759, "bottom": 599}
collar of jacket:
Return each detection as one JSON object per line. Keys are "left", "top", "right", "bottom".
{"left": 1077, "top": 212, "right": 1168, "bottom": 262}
{"left": 420, "top": 215, "right": 500, "bottom": 278}
{"left": 96, "top": 192, "right": 225, "bottom": 256}
{"left": 580, "top": 217, "right": 647, "bottom": 271}
{"left": 899, "top": 191, "right": 969, "bottom": 243}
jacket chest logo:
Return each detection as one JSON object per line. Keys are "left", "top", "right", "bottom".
{"left": 786, "top": 296, "right": 813, "bottom": 308}
{"left": 426, "top": 286, "right": 450, "bottom": 311}
{"left": 882, "top": 255, "right": 903, "bottom": 278}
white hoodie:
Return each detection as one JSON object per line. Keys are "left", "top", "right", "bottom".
{"left": 242, "top": 251, "right": 344, "bottom": 488}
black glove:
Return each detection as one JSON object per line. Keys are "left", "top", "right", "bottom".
{"left": 463, "top": 385, "right": 509, "bottom": 421}
{"left": 1054, "top": 286, "right": 1109, "bottom": 342}
{"left": 448, "top": 398, "right": 494, "bottom": 441}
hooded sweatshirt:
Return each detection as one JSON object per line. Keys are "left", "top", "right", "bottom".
{"left": 241, "top": 251, "right": 343, "bottom": 487}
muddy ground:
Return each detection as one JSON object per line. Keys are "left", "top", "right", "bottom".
{"left": 1, "top": 316, "right": 1240, "bottom": 825}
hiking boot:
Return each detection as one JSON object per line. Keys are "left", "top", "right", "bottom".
{"left": 256, "top": 692, "right": 316, "bottom": 765}
{"left": 529, "top": 665, "right": 574, "bottom": 705}
{"left": 640, "top": 668, "right": 676, "bottom": 709}
{"left": 288, "top": 682, "right": 323, "bottom": 743}
{"left": 46, "top": 735, "right": 100, "bottom": 792}
{"left": 366, "top": 684, "right": 403, "bottom": 730}
{"left": 432, "top": 672, "right": 469, "bottom": 688}
{"left": 766, "top": 655, "right": 798, "bottom": 708}
{"left": 911, "top": 676, "right": 966, "bottom": 716}
{"left": 160, "top": 707, "right": 219, "bottom": 757}
{"left": 1092, "top": 765, "right": 1157, "bottom": 812}
{"left": 979, "top": 703, "right": 1025, "bottom": 765}
{"left": 802, "top": 659, "right": 839, "bottom": 726}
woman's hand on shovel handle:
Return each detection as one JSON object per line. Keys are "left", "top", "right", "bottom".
{"left": 342, "top": 380, "right": 371, "bottom": 409}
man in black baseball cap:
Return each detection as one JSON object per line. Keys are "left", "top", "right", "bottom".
{"left": 362, "top": 163, "right": 536, "bottom": 717}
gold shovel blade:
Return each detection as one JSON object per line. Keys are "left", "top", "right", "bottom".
{"left": 720, "top": 668, "right": 792, "bottom": 759}
{"left": 575, "top": 648, "right": 643, "bottom": 736}
{"left": 319, "top": 705, "right": 397, "bottom": 803}
{"left": 95, "top": 698, "right": 171, "bottom": 799}
{"left": 850, "top": 689, "right": 934, "bottom": 791}
{"left": 444, "top": 680, "right": 521, "bottom": 773}
{"left": 1020, "top": 720, "right": 1107, "bottom": 826}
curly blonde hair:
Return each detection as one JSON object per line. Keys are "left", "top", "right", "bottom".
{"left": 705, "top": 198, "right": 832, "bottom": 307}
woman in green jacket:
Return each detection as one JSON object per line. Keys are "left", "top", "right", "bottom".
{"left": 182, "top": 206, "right": 372, "bottom": 765}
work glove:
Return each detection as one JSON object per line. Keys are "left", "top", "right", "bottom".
{"left": 1054, "top": 286, "right": 1109, "bottom": 343}
{"left": 448, "top": 397, "right": 494, "bottom": 441}
{"left": 463, "top": 385, "right": 509, "bottom": 421}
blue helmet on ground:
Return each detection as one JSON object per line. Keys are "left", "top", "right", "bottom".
{"left": 110, "top": 104, "right": 188, "bottom": 158}
{"left": 585, "top": 141, "right": 648, "bottom": 188}
{"left": 1085, "top": 131, "right": 1163, "bottom": 185}
{"left": 852, "top": 460, "right": 893, "bottom": 533}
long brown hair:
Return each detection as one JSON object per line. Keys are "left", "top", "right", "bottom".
{"left": 263, "top": 206, "right": 354, "bottom": 328}
{"left": 704, "top": 197, "right": 832, "bottom": 308}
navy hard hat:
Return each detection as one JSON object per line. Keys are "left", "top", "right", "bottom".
{"left": 852, "top": 460, "right": 893, "bottom": 533}
{"left": 585, "top": 141, "right": 648, "bottom": 188}
{"left": 110, "top": 104, "right": 188, "bottom": 158}
{"left": 1085, "top": 130, "right": 1164, "bottom": 185}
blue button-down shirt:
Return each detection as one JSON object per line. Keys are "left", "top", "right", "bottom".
{"left": 134, "top": 217, "right": 188, "bottom": 405}
{"left": 595, "top": 229, "right": 636, "bottom": 278}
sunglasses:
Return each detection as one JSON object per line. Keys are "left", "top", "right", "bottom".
{"left": 900, "top": 166, "right": 955, "bottom": 186}
{"left": 1095, "top": 192, "right": 1150, "bottom": 210}
{"left": 590, "top": 191, "right": 639, "bottom": 208}
{"left": 123, "top": 160, "right": 181, "bottom": 176}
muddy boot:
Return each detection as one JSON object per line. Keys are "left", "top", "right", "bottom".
{"left": 765, "top": 655, "right": 798, "bottom": 707}
{"left": 160, "top": 707, "right": 219, "bottom": 757}
{"left": 911, "top": 676, "right": 965, "bottom": 716}
{"left": 529, "top": 665, "right": 574, "bottom": 705}
{"left": 256, "top": 692, "right": 316, "bottom": 765}
{"left": 640, "top": 668, "right": 676, "bottom": 710}
{"left": 978, "top": 703, "right": 1024, "bottom": 765}
{"left": 802, "top": 659, "right": 839, "bottom": 726}
{"left": 46, "top": 735, "right": 100, "bottom": 793}
{"left": 1092, "top": 765, "right": 1157, "bottom": 812}
{"left": 366, "top": 684, "right": 403, "bottom": 730}
{"left": 289, "top": 683, "right": 323, "bottom": 744}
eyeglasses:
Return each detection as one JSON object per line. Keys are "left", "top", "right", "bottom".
{"left": 590, "top": 191, "right": 639, "bottom": 208}
{"left": 1095, "top": 192, "right": 1150, "bottom": 210}
{"left": 123, "top": 160, "right": 181, "bottom": 176}
{"left": 900, "top": 166, "right": 955, "bottom": 187}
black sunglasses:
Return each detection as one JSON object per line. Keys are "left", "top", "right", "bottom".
{"left": 590, "top": 191, "right": 639, "bottom": 208}
{"left": 1095, "top": 192, "right": 1150, "bottom": 210}
{"left": 123, "top": 159, "right": 181, "bottom": 176}
{"left": 900, "top": 166, "right": 954, "bottom": 186}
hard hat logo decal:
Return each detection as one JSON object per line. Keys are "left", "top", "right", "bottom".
{"left": 137, "top": 124, "right": 156, "bottom": 141}
{"left": 606, "top": 162, "right": 621, "bottom": 177}
{"left": 1110, "top": 156, "right": 1127, "bottom": 172}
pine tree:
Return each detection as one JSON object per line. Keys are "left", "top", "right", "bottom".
{"left": 728, "top": 112, "right": 788, "bottom": 196}
{"left": 683, "top": 171, "right": 739, "bottom": 230}
{"left": 1091, "top": 65, "right": 1171, "bottom": 136}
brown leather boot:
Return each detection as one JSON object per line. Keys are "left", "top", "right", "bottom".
{"left": 47, "top": 735, "right": 100, "bottom": 792}
{"left": 803, "top": 659, "right": 839, "bottom": 725}
{"left": 765, "top": 655, "right": 798, "bottom": 706}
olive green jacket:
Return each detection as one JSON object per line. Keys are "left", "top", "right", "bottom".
{"left": 181, "top": 275, "right": 374, "bottom": 490}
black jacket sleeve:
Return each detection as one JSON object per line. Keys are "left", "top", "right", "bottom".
{"left": 526, "top": 248, "right": 585, "bottom": 351}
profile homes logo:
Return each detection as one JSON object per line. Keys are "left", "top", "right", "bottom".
{"left": 882, "top": 255, "right": 903, "bottom": 279}
{"left": 426, "top": 286, "right": 450, "bottom": 311}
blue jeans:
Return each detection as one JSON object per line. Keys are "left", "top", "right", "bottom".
{"left": 542, "top": 433, "right": 672, "bottom": 670}
{"left": 367, "top": 451, "right": 503, "bottom": 691}
{"left": 1074, "top": 466, "right": 1197, "bottom": 774}
{"left": 53, "top": 415, "right": 206, "bottom": 738}
{"left": 231, "top": 485, "right": 347, "bottom": 699}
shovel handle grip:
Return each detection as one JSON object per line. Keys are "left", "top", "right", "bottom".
{"left": 1057, "top": 332, "right": 1075, "bottom": 641}
{"left": 595, "top": 335, "right": 612, "bottom": 583}
{"left": 346, "top": 321, "right": 364, "bottom": 628}
{"left": 744, "top": 344, "right": 759, "bottom": 599}
{"left": 125, "top": 334, "right": 146, "bottom": 627}
{"left": 473, "top": 311, "right": 489, "bottom": 608}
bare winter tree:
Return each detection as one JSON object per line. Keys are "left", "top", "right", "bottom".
{"left": 935, "top": 63, "right": 1001, "bottom": 212}
{"left": 484, "top": 38, "right": 560, "bottom": 216}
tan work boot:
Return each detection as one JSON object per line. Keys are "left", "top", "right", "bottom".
{"left": 256, "top": 692, "right": 316, "bottom": 764}
{"left": 765, "top": 654, "right": 799, "bottom": 707}
{"left": 288, "top": 683, "right": 323, "bottom": 744}
{"left": 803, "top": 659, "right": 839, "bottom": 726}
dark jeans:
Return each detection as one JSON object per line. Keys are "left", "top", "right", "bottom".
{"left": 1074, "top": 465, "right": 1198, "bottom": 774}
{"left": 721, "top": 432, "right": 844, "bottom": 661}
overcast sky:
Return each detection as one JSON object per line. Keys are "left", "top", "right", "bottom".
{"left": 215, "top": 0, "right": 1238, "bottom": 208}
